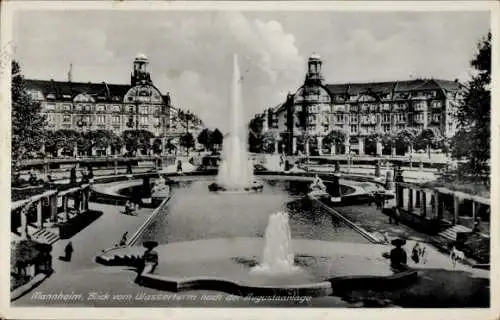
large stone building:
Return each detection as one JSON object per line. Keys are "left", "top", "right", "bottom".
{"left": 255, "top": 54, "right": 462, "bottom": 156}
{"left": 25, "top": 54, "right": 202, "bottom": 153}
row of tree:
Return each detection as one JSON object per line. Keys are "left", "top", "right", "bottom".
{"left": 249, "top": 127, "right": 446, "bottom": 157}
{"left": 27, "top": 128, "right": 224, "bottom": 157}
{"left": 196, "top": 128, "right": 224, "bottom": 151}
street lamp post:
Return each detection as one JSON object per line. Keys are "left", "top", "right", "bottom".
{"left": 185, "top": 111, "right": 191, "bottom": 156}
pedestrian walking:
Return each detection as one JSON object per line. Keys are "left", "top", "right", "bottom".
{"left": 411, "top": 242, "right": 421, "bottom": 264}
{"left": 368, "top": 192, "right": 374, "bottom": 206}
{"left": 64, "top": 241, "right": 74, "bottom": 262}
{"left": 375, "top": 192, "right": 382, "bottom": 209}
{"left": 119, "top": 232, "right": 129, "bottom": 246}
{"left": 177, "top": 160, "right": 183, "bottom": 174}
{"left": 393, "top": 207, "right": 399, "bottom": 225}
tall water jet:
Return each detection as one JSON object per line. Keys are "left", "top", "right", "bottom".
{"left": 251, "top": 211, "right": 300, "bottom": 274}
{"left": 215, "top": 54, "right": 256, "bottom": 191}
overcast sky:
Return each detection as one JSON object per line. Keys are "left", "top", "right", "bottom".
{"left": 14, "top": 10, "right": 490, "bottom": 130}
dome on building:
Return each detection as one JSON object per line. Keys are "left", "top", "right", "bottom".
{"left": 309, "top": 53, "right": 321, "bottom": 61}
{"left": 135, "top": 53, "right": 149, "bottom": 61}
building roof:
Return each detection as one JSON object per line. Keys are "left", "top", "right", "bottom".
{"left": 25, "top": 79, "right": 132, "bottom": 101}
{"left": 135, "top": 53, "right": 149, "bottom": 61}
{"left": 309, "top": 53, "right": 321, "bottom": 60}
{"left": 325, "top": 79, "right": 461, "bottom": 97}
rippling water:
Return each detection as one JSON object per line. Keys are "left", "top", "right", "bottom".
{"left": 139, "top": 179, "right": 369, "bottom": 244}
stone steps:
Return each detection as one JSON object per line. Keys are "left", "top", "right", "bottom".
{"left": 438, "top": 225, "right": 472, "bottom": 242}
{"left": 31, "top": 228, "right": 60, "bottom": 245}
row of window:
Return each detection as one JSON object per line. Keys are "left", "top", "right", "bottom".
{"left": 295, "top": 119, "right": 440, "bottom": 134}
{"left": 331, "top": 90, "right": 441, "bottom": 102}
{"left": 332, "top": 113, "right": 439, "bottom": 124}
{"left": 43, "top": 103, "right": 166, "bottom": 114}
{"left": 349, "top": 124, "right": 409, "bottom": 134}
{"left": 49, "top": 114, "right": 163, "bottom": 126}
{"left": 32, "top": 86, "right": 165, "bottom": 104}
{"left": 294, "top": 100, "right": 444, "bottom": 114}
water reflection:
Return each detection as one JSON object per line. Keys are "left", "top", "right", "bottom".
{"left": 139, "top": 180, "right": 368, "bottom": 245}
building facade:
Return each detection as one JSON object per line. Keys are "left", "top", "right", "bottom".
{"left": 257, "top": 54, "right": 462, "bottom": 156}
{"left": 25, "top": 54, "right": 202, "bottom": 142}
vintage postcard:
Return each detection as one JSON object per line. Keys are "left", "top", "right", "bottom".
{"left": 0, "top": 1, "right": 498, "bottom": 319}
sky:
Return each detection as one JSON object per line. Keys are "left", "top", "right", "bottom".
{"left": 13, "top": 10, "right": 490, "bottom": 131}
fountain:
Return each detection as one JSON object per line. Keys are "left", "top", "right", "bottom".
{"left": 251, "top": 211, "right": 301, "bottom": 274}
{"left": 209, "top": 54, "right": 262, "bottom": 192}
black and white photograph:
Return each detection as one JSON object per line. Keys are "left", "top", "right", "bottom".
{"left": 1, "top": 1, "right": 497, "bottom": 318}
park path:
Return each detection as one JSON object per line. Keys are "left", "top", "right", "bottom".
{"left": 13, "top": 201, "right": 156, "bottom": 305}
{"left": 52, "top": 202, "right": 154, "bottom": 273}
{"left": 333, "top": 202, "right": 489, "bottom": 278}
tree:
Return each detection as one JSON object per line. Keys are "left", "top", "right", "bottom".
{"left": 261, "top": 131, "right": 276, "bottom": 153}
{"left": 11, "top": 61, "right": 47, "bottom": 160}
{"left": 87, "top": 130, "right": 114, "bottom": 149}
{"left": 210, "top": 128, "right": 223, "bottom": 149}
{"left": 76, "top": 131, "right": 91, "bottom": 155}
{"left": 152, "top": 138, "right": 162, "bottom": 155}
{"left": 396, "top": 128, "right": 419, "bottom": 155}
{"left": 78, "top": 129, "right": 116, "bottom": 155}
{"left": 109, "top": 134, "right": 124, "bottom": 155}
{"left": 453, "top": 32, "right": 490, "bottom": 179}
{"left": 415, "top": 128, "right": 441, "bottom": 159}
{"left": 365, "top": 132, "right": 383, "bottom": 155}
{"left": 248, "top": 129, "right": 262, "bottom": 153}
{"left": 180, "top": 132, "right": 195, "bottom": 154}
{"left": 165, "top": 139, "right": 177, "bottom": 154}
{"left": 177, "top": 109, "right": 203, "bottom": 131}
{"left": 45, "top": 129, "right": 79, "bottom": 156}
{"left": 451, "top": 129, "right": 470, "bottom": 160}
{"left": 382, "top": 130, "right": 398, "bottom": 156}
{"left": 197, "top": 128, "right": 213, "bottom": 150}
{"left": 122, "top": 130, "right": 154, "bottom": 155}
{"left": 323, "top": 129, "right": 346, "bottom": 154}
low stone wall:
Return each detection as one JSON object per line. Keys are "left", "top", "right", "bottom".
{"left": 328, "top": 269, "right": 419, "bottom": 295}
{"left": 136, "top": 272, "right": 332, "bottom": 297}
{"left": 134, "top": 268, "right": 417, "bottom": 298}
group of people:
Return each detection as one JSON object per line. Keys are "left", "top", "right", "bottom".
{"left": 368, "top": 191, "right": 386, "bottom": 210}
{"left": 385, "top": 239, "right": 428, "bottom": 272}
{"left": 124, "top": 200, "right": 139, "bottom": 215}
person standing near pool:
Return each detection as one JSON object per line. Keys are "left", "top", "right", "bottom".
{"left": 389, "top": 238, "right": 407, "bottom": 272}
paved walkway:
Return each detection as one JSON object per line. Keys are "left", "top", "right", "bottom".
{"left": 52, "top": 202, "right": 154, "bottom": 273}
{"left": 13, "top": 201, "right": 155, "bottom": 303}
{"left": 331, "top": 203, "right": 489, "bottom": 267}
{"left": 318, "top": 201, "right": 490, "bottom": 307}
